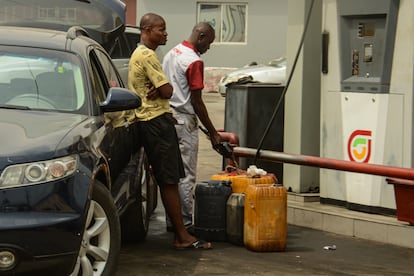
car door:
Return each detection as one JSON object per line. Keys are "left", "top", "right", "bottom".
{"left": 89, "top": 47, "right": 137, "bottom": 202}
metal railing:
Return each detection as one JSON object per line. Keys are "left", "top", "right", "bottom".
{"left": 233, "top": 146, "right": 414, "bottom": 181}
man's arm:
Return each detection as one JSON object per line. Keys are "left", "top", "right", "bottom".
{"left": 191, "top": 89, "right": 221, "bottom": 147}
{"left": 144, "top": 51, "right": 173, "bottom": 100}
{"left": 147, "top": 83, "right": 173, "bottom": 100}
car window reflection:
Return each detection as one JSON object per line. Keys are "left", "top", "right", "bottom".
{"left": 0, "top": 47, "right": 86, "bottom": 113}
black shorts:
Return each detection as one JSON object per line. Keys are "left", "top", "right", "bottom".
{"left": 138, "top": 113, "right": 185, "bottom": 185}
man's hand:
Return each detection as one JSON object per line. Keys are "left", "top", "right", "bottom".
{"left": 200, "top": 126, "right": 222, "bottom": 151}
{"left": 210, "top": 132, "right": 233, "bottom": 158}
{"left": 210, "top": 132, "right": 222, "bottom": 150}
{"left": 199, "top": 125, "right": 232, "bottom": 158}
{"left": 146, "top": 85, "right": 159, "bottom": 100}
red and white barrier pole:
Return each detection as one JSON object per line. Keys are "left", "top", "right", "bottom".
{"left": 232, "top": 147, "right": 414, "bottom": 180}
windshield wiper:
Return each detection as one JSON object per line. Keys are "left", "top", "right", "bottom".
{"left": 0, "top": 104, "right": 31, "bottom": 110}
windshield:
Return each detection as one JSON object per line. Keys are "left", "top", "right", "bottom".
{"left": 0, "top": 0, "right": 125, "bottom": 51}
{"left": 0, "top": 46, "right": 87, "bottom": 113}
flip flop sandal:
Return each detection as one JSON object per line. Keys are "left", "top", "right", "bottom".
{"left": 175, "top": 240, "right": 213, "bottom": 250}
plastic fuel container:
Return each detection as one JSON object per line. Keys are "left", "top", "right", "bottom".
{"left": 231, "top": 173, "right": 277, "bottom": 194}
{"left": 226, "top": 193, "right": 245, "bottom": 245}
{"left": 244, "top": 184, "right": 287, "bottom": 252}
{"left": 194, "top": 180, "right": 232, "bottom": 241}
{"left": 211, "top": 169, "right": 277, "bottom": 194}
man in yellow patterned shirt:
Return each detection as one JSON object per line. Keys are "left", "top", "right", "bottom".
{"left": 128, "top": 13, "right": 212, "bottom": 250}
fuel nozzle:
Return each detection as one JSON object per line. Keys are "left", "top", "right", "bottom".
{"left": 213, "top": 141, "right": 234, "bottom": 158}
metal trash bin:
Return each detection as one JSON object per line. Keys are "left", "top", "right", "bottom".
{"left": 224, "top": 83, "right": 284, "bottom": 179}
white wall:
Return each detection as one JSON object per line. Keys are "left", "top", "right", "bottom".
{"left": 136, "top": 0, "right": 288, "bottom": 68}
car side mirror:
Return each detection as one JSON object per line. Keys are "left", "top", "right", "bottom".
{"left": 100, "top": 87, "right": 141, "bottom": 112}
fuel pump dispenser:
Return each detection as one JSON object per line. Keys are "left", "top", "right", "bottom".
{"left": 320, "top": 0, "right": 403, "bottom": 214}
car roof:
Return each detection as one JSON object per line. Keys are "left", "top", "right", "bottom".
{"left": 0, "top": 26, "right": 98, "bottom": 54}
{"left": 0, "top": 26, "right": 66, "bottom": 50}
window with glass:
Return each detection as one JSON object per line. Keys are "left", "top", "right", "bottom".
{"left": 94, "top": 49, "right": 121, "bottom": 89}
{"left": 0, "top": 46, "right": 86, "bottom": 113}
{"left": 197, "top": 2, "right": 247, "bottom": 44}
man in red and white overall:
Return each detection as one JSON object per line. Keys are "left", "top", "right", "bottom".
{"left": 163, "top": 22, "right": 222, "bottom": 231}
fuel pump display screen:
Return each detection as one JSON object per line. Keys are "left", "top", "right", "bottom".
{"left": 364, "top": 43, "right": 373, "bottom": 62}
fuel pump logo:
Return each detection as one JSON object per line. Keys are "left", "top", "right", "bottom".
{"left": 347, "top": 130, "right": 372, "bottom": 163}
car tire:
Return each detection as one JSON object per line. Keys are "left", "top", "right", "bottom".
{"left": 70, "top": 181, "right": 121, "bottom": 276}
{"left": 120, "top": 148, "right": 151, "bottom": 243}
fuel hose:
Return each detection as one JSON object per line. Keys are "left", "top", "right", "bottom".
{"left": 254, "top": 0, "right": 316, "bottom": 165}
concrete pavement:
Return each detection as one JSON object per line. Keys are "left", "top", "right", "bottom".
{"left": 117, "top": 91, "right": 414, "bottom": 275}
{"left": 197, "top": 91, "right": 414, "bottom": 250}
{"left": 118, "top": 207, "right": 414, "bottom": 275}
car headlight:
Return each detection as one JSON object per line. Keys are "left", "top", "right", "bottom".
{"left": 0, "top": 155, "right": 78, "bottom": 189}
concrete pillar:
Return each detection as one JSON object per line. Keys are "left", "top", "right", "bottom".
{"left": 284, "top": 0, "right": 322, "bottom": 193}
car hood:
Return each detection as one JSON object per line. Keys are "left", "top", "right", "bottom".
{"left": 0, "top": 109, "right": 89, "bottom": 167}
{"left": 221, "top": 64, "right": 286, "bottom": 86}
{"left": 226, "top": 64, "right": 285, "bottom": 77}
{"left": 0, "top": 0, "right": 126, "bottom": 47}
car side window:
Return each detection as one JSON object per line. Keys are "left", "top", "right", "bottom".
{"left": 94, "top": 49, "right": 122, "bottom": 88}
{"left": 124, "top": 32, "right": 140, "bottom": 56}
{"left": 90, "top": 53, "right": 107, "bottom": 104}
{"left": 107, "top": 34, "right": 131, "bottom": 59}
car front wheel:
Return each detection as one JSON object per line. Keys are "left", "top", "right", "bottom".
{"left": 70, "top": 182, "right": 121, "bottom": 276}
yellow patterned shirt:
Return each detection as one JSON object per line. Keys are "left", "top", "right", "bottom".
{"left": 128, "top": 44, "right": 171, "bottom": 121}
{"left": 104, "top": 110, "right": 136, "bottom": 128}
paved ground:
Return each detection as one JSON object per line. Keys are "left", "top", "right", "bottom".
{"left": 118, "top": 211, "right": 414, "bottom": 275}
{"left": 116, "top": 92, "right": 414, "bottom": 276}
